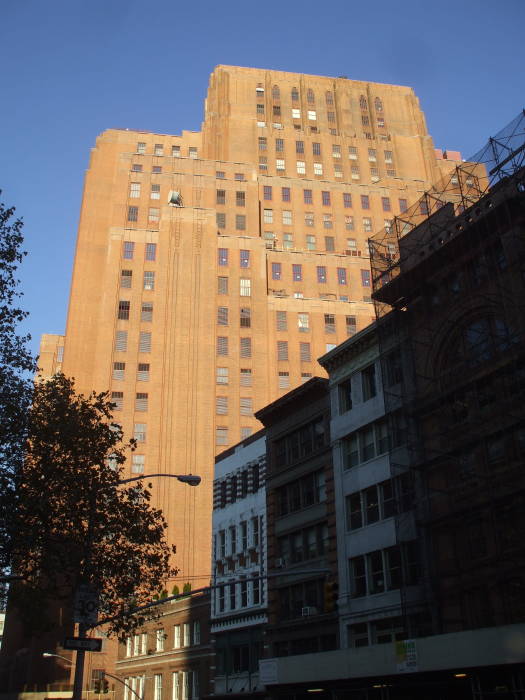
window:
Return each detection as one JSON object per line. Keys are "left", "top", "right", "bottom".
{"left": 296, "top": 161, "right": 306, "bottom": 174}
{"left": 399, "top": 198, "right": 408, "bottom": 213}
{"left": 111, "top": 391, "right": 124, "bottom": 411}
{"left": 216, "top": 189, "right": 226, "bottom": 205}
{"left": 312, "top": 142, "right": 321, "bottom": 156}
{"left": 113, "top": 362, "right": 125, "bottom": 381}
{"left": 216, "top": 367, "right": 229, "bottom": 385}
{"left": 240, "top": 307, "right": 251, "bottom": 328}
{"left": 137, "top": 142, "right": 146, "bottom": 154}
{"left": 282, "top": 210, "right": 292, "bottom": 226}
{"left": 172, "top": 145, "right": 181, "bottom": 157}
{"left": 156, "top": 628, "right": 165, "bottom": 652}
{"left": 120, "top": 269, "right": 132, "bottom": 289}
{"left": 276, "top": 311, "right": 287, "bottom": 331}
{"left": 263, "top": 185, "right": 272, "bottom": 201}
{"left": 306, "top": 234, "right": 316, "bottom": 250}
{"left": 174, "top": 625, "right": 181, "bottom": 649}
{"left": 148, "top": 207, "right": 160, "bottom": 223}
{"left": 324, "top": 314, "right": 336, "bottom": 334}
{"left": 337, "top": 267, "right": 347, "bottom": 285}
{"left": 346, "top": 315, "right": 357, "bottom": 336}
{"left": 236, "top": 214, "right": 246, "bottom": 230}
{"left": 361, "top": 194, "right": 370, "bottom": 210}
{"left": 281, "top": 186, "right": 291, "bottom": 202}
{"left": 134, "top": 423, "right": 146, "bottom": 442}
{"left": 216, "top": 396, "right": 228, "bottom": 415}
{"left": 240, "top": 337, "right": 252, "bottom": 358}
{"left": 217, "top": 306, "right": 228, "bottom": 326}
{"left": 131, "top": 164, "right": 143, "bottom": 173}
{"left": 363, "top": 217, "right": 372, "bottom": 233}
{"left": 118, "top": 301, "right": 130, "bottom": 320}
{"left": 300, "top": 342, "right": 311, "bottom": 362}
{"left": 381, "top": 197, "right": 391, "bottom": 212}
{"left": 314, "top": 162, "right": 323, "bottom": 175}
{"left": 272, "top": 262, "right": 282, "bottom": 280}
{"left": 292, "top": 107, "right": 302, "bottom": 119}
{"left": 345, "top": 216, "right": 355, "bottom": 232}
{"left": 189, "top": 147, "right": 198, "bottom": 159}
{"left": 135, "top": 393, "right": 148, "bottom": 411}
{"left": 234, "top": 173, "right": 245, "bottom": 181}
{"left": 283, "top": 233, "right": 293, "bottom": 249}
{"left": 217, "top": 337, "right": 228, "bottom": 356}
{"left": 263, "top": 208, "right": 273, "bottom": 224}
{"left": 131, "top": 455, "right": 145, "bottom": 477}
{"left": 216, "top": 212, "right": 226, "bottom": 229}
{"left": 193, "top": 621, "right": 201, "bottom": 646}
{"left": 276, "top": 158, "right": 285, "bottom": 171}
{"left": 240, "top": 278, "right": 251, "bottom": 297}
{"left": 278, "top": 371, "right": 290, "bottom": 389}
{"left": 149, "top": 184, "right": 161, "bottom": 200}
{"left": 218, "top": 248, "right": 228, "bottom": 266}
{"left": 240, "top": 368, "right": 252, "bottom": 386}
{"left": 296, "top": 140, "right": 304, "bottom": 154}
{"left": 235, "top": 190, "right": 246, "bottom": 207}
{"left": 317, "top": 266, "right": 327, "bottom": 283}
{"left": 361, "top": 269, "right": 371, "bottom": 287}
{"left": 258, "top": 136, "right": 267, "bottom": 150}
{"left": 292, "top": 264, "right": 302, "bottom": 281}
{"left": 216, "top": 171, "right": 225, "bottom": 180}
{"left": 145, "top": 243, "right": 157, "bottom": 261}
{"left": 362, "top": 364, "right": 377, "bottom": 400}
{"left": 384, "top": 150, "right": 393, "bottom": 163}
{"left": 127, "top": 206, "right": 138, "bottom": 222}
{"left": 216, "top": 427, "right": 228, "bottom": 446}
{"left": 130, "top": 182, "right": 141, "bottom": 199}
{"left": 332, "top": 145, "right": 341, "bottom": 159}
{"left": 298, "top": 312, "right": 309, "bottom": 332}
{"left": 308, "top": 110, "right": 316, "bottom": 121}
{"left": 143, "top": 271, "right": 155, "bottom": 290}
{"left": 123, "top": 241, "right": 134, "bottom": 260}
{"left": 277, "top": 341, "right": 289, "bottom": 361}
{"left": 115, "top": 330, "right": 128, "bottom": 352}
{"left": 325, "top": 236, "right": 335, "bottom": 251}
{"left": 303, "top": 189, "right": 313, "bottom": 205}
{"left": 240, "top": 398, "right": 253, "bottom": 416}
{"left": 137, "top": 363, "right": 150, "bottom": 382}
{"left": 152, "top": 166, "right": 162, "bottom": 174}
{"left": 343, "top": 192, "right": 352, "bottom": 208}
{"left": 323, "top": 214, "right": 332, "bottom": 228}
{"left": 217, "top": 277, "right": 228, "bottom": 294}
{"left": 321, "top": 191, "right": 331, "bottom": 206}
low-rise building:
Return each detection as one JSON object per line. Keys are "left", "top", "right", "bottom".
{"left": 116, "top": 591, "right": 211, "bottom": 700}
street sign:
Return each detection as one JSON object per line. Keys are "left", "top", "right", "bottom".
{"left": 73, "top": 584, "right": 99, "bottom": 624}
{"left": 63, "top": 637, "right": 102, "bottom": 652}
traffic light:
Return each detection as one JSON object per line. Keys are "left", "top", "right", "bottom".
{"left": 102, "top": 679, "right": 109, "bottom": 693}
{"left": 324, "top": 579, "right": 338, "bottom": 613}
{"left": 93, "top": 680, "right": 101, "bottom": 693}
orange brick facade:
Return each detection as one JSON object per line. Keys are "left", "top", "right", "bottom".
{"left": 40, "top": 65, "right": 454, "bottom": 588}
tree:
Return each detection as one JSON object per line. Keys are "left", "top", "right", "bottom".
{"left": 0, "top": 194, "right": 36, "bottom": 587}
{"left": 10, "top": 373, "right": 176, "bottom": 639}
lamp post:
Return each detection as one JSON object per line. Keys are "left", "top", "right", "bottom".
{"left": 71, "top": 473, "right": 200, "bottom": 700}
{"left": 43, "top": 653, "right": 143, "bottom": 700}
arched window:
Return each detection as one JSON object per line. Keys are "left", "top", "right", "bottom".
{"left": 272, "top": 85, "right": 280, "bottom": 100}
{"left": 374, "top": 97, "right": 383, "bottom": 112}
{"left": 359, "top": 95, "right": 368, "bottom": 110}
{"left": 291, "top": 87, "right": 299, "bottom": 102}
{"left": 325, "top": 91, "right": 334, "bottom": 105}
{"left": 307, "top": 88, "right": 315, "bottom": 104}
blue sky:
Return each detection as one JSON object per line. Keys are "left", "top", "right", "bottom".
{"left": 1, "top": 0, "right": 524, "bottom": 357}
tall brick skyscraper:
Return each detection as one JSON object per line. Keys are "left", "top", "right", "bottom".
{"left": 40, "top": 65, "right": 455, "bottom": 588}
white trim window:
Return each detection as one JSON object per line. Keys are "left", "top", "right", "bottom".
{"left": 154, "top": 674, "right": 163, "bottom": 700}
{"left": 174, "top": 624, "right": 181, "bottom": 648}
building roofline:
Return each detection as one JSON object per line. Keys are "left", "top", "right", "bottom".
{"left": 254, "top": 376, "right": 328, "bottom": 424}
{"left": 215, "top": 426, "right": 266, "bottom": 463}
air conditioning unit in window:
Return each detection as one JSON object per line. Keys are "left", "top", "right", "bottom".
{"left": 301, "top": 606, "right": 318, "bottom": 617}
{"left": 168, "top": 190, "right": 184, "bottom": 207}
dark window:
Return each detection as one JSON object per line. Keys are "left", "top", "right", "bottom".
{"left": 127, "top": 206, "right": 138, "bottom": 222}
{"left": 118, "top": 301, "right": 130, "bottom": 320}
{"left": 322, "top": 191, "right": 331, "bottom": 206}
{"left": 362, "top": 364, "right": 377, "bottom": 400}
{"left": 361, "top": 195, "right": 370, "bottom": 209}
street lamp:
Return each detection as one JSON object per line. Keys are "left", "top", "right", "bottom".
{"left": 118, "top": 473, "right": 201, "bottom": 487}
{"left": 71, "top": 472, "right": 201, "bottom": 700}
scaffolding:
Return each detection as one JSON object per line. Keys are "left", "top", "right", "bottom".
{"left": 369, "top": 111, "right": 525, "bottom": 697}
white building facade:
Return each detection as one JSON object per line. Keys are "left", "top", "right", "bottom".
{"left": 211, "top": 431, "right": 267, "bottom": 698}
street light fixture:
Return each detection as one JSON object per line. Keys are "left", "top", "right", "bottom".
{"left": 71, "top": 472, "right": 201, "bottom": 700}
{"left": 118, "top": 473, "right": 201, "bottom": 487}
